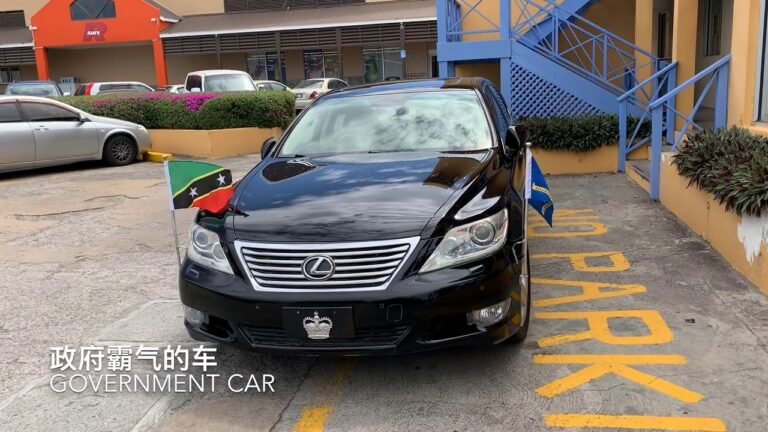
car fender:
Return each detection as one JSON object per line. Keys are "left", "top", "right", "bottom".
{"left": 100, "top": 128, "right": 140, "bottom": 154}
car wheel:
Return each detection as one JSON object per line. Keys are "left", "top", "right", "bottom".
{"left": 508, "top": 246, "right": 531, "bottom": 344}
{"left": 103, "top": 135, "right": 137, "bottom": 166}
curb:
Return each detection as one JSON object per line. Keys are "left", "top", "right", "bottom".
{"left": 145, "top": 151, "right": 173, "bottom": 162}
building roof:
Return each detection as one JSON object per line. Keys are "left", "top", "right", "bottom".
{"left": 0, "top": 27, "right": 33, "bottom": 48}
{"left": 145, "top": 0, "right": 182, "bottom": 22}
{"left": 161, "top": 0, "right": 436, "bottom": 38}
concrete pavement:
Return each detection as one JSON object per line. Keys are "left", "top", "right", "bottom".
{"left": 1, "top": 159, "right": 767, "bottom": 431}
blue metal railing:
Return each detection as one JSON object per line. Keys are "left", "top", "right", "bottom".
{"left": 511, "top": 0, "right": 659, "bottom": 95}
{"left": 617, "top": 61, "right": 678, "bottom": 172}
{"left": 644, "top": 55, "right": 731, "bottom": 200}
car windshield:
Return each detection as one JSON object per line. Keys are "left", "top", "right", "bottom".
{"left": 7, "top": 84, "right": 58, "bottom": 97}
{"left": 294, "top": 80, "right": 324, "bottom": 89}
{"left": 205, "top": 74, "right": 256, "bottom": 92}
{"left": 279, "top": 90, "right": 493, "bottom": 156}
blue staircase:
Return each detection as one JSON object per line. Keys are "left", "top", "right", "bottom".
{"left": 437, "top": 0, "right": 658, "bottom": 118}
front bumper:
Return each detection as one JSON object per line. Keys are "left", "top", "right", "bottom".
{"left": 179, "top": 249, "right": 524, "bottom": 355}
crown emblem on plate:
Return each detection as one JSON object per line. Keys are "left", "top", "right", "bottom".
{"left": 303, "top": 312, "right": 333, "bottom": 340}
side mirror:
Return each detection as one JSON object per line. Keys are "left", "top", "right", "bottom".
{"left": 257, "top": 84, "right": 266, "bottom": 91}
{"left": 190, "top": 87, "right": 202, "bottom": 93}
{"left": 505, "top": 124, "right": 529, "bottom": 154}
{"left": 261, "top": 137, "right": 277, "bottom": 160}
{"left": 79, "top": 114, "right": 89, "bottom": 122}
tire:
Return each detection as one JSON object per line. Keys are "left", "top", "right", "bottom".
{"left": 508, "top": 246, "right": 531, "bottom": 344}
{"left": 103, "top": 135, "right": 137, "bottom": 166}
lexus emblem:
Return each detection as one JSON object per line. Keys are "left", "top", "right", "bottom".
{"left": 301, "top": 255, "right": 335, "bottom": 281}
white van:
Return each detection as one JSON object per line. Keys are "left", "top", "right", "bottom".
{"left": 183, "top": 70, "right": 257, "bottom": 93}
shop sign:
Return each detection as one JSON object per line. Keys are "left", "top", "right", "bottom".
{"left": 83, "top": 22, "right": 107, "bottom": 42}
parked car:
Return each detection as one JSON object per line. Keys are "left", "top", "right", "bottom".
{"left": 178, "top": 78, "right": 532, "bottom": 355}
{"left": 290, "top": 78, "right": 349, "bottom": 110}
{"left": 74, "top": 82, "right": 154, "bottom": 96}
{"left": 4, "top": 81, "right": 66, "bottom": 98}
{"left": 184, "top": 70, "right": 257, "bottom": 93}
{"left": 0, "top": 96, "right": 151, "bottom": 173}
{"left": 253, "top": 80, "right": 291, "bottom": 92}
{"left": 163, "top": 84, "right": 185, "bottom": 94}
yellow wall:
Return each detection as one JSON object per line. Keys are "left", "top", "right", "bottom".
{"left": 285, "top": 50, "right": 305, "bottom": 84}
{"left": 405, "top": 42, "right": 431, "bottom": 79}
{"left": 0, "top": 0, "right": 224, "bottom": 23}
{"left": 48, "top": 45, "right": 158, "bottom": 86}
{"left": 729, "top": 0, "right": 763, "bottom": 128}
{"left": 342, "top": 46, "right": 364, "bottom": 82}
{"left": 455, "top": 62, "right": 500, "bottom": 87}
{"left": 154, "top": 0, "right": 224, "bottom": 16}
{"left": 0, "top": 0, "right": 46, "bottom": 25}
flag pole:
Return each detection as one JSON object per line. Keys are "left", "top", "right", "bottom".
{"left": 162, "top": 156, "right": 182, "bottom": 267}
{"left": 524, "top": 141, "right": 532, "bottom": 251}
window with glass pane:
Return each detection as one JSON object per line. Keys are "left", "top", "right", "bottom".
{"left": 248, "top": 53, "right": 286, "bottom": 82}
{"left": 363, "top": 48, "right": 402, "bottom": 83}
{"left": 0, "top": 66, "right": 21, "bottom": 83}
{"left": 758, "top": 0, "right": 768, "bottom": 122}
{"left": 702, "top": 0, "right": 722, "bottom": 57}
{"left": 71, "top": 0, "right": 116, "bottom": 21}
{"left": 303, "top": 50, "right": 340, "bottom": 79}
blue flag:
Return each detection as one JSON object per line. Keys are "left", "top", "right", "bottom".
{"left": 525, "top": 153, "right": 554, "bottom": 227}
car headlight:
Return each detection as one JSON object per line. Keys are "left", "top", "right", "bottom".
{"left": 187, "top": 224, "right": 234, "bottom": 275}
{"left": 419, "top": 208, "right": 508, "bottom": 273}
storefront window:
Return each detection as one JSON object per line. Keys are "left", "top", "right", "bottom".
{"left": 0, "top": 66, "right": 21, "bottom": 83}
{"left": 71, "top": 0, "right": 117, "bottom": 21}
{"left": 363, "top": 48, "right": 403, "bottom": 83}
{"left": 247, "top": 52, "right": 286, "bottom": 82}
{"left": 303, "top": 50, "right": 340, "bottom": 79}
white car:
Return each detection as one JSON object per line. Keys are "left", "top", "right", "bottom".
{"left": 184, "top": 70, "right": 257, "bottom": 93}
{"left": 74, "top": 82, "right": 154, "bottom": 96}
{"left": 164, "top": 84, "right": 185, "bottom": 94}
{"left": 253, "top": 80, "right": 291, "bottom": 92}
{"left": 290, "top": 78, "right": 349, "bottom": 110}
{"left": 0, "top": 96, "right": 151, "bottom": 173}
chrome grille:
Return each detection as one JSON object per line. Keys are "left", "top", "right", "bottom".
{"left": 235, "top": 238, "right": 420, "bottom": 292}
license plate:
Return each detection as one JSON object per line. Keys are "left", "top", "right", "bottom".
{"left": 282, "top": 307, "right": 355, "bottom": 340}
{"left": 295, "top": 93, "right": 304, "bottom": 99}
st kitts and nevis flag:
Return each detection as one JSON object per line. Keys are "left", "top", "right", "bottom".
{"left": 525, "top": 147, "right": 555, "bottom": 227}
{"left": 163, "top": 160, "right": 235, "bottom": 214}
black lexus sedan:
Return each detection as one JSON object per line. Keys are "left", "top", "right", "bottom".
{"left": 179, "top": 78, "right": 532, "bottom": 355}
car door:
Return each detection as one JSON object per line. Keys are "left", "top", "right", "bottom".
{"left": 20, "top": 101, "right": 100, "bottom": 161}
{"left": 0, "top": 101, "right": 36, "bottom": 167}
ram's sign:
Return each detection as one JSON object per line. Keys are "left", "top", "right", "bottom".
{"left": 83, "top": 22, "right": 107, "bottom": 42}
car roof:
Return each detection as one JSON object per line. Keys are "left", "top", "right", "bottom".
{"left": 8, "top": 81, "right": 57, "bottom": 85}
{"left": 322, "top": 77, "right": 486, "bottom": 99}
{"left": 0, "top": 95, "right": 75, "bottom": 106}
{"left": 79, "top": 82, "right": 150, "bottom": 86}
{"left": 189, "top": 69, "right": 250, "bottom": 76}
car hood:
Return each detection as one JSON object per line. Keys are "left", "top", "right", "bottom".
{"left": 231, "top": 151, "right": 491, "bottom": 242}
{"left": 88, "top": 114, "right": 139, "bottom": 129}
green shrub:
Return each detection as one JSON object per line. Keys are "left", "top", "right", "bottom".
{"left": 521, "top": 114, "right": 650, "bottom": 152}
{"left": 672, "top": 127, "right": 768, "bottom": 217}
{"left": 197, "top": 92, "right": 295, "bottom": 130}
{"left": 57, "top": 91, "right": 295, "bottom": 130}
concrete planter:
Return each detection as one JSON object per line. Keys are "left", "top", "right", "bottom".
{"left": 660, "top": 154, "right": 768, "bottom": 293}
{"left": 148, "top": 127, "right": 284, "bottom": 158}
{"left": 532, "top": 145, "right": 618, "bottom": 175}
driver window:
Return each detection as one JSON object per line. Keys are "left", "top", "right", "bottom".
{"left": 21, "top": 103, "right": 80, "bottom": 122}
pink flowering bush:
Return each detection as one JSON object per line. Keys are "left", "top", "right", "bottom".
{"left": 58, "top": 91, "right": 295, "bottom": 130}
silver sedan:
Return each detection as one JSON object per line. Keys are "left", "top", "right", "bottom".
{"left": 0, "top": 96, "right": 151, "bottom": 173}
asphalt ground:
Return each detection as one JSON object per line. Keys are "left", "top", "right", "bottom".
{"left": 1, "top": 157, "right": 767, "bottom": 431}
